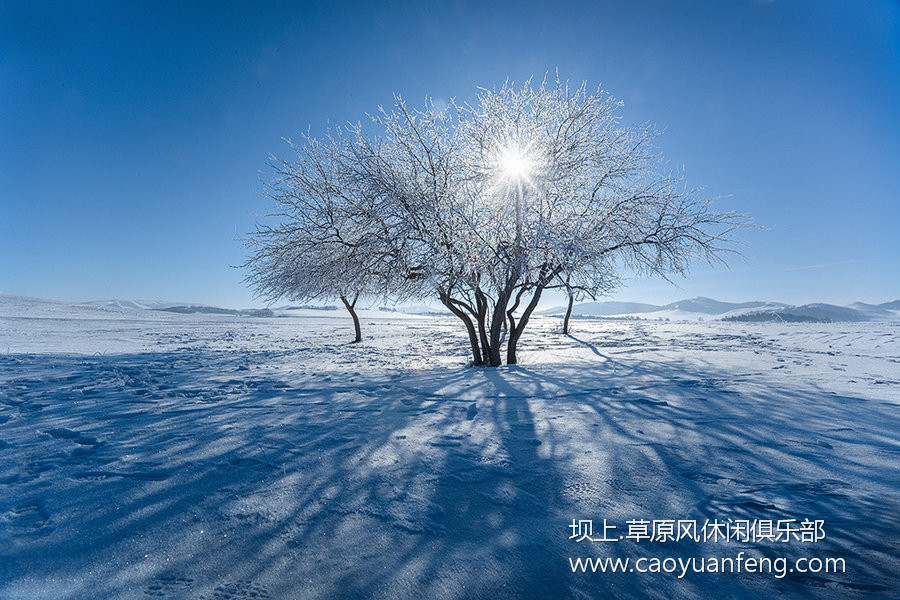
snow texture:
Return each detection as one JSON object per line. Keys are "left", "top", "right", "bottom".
{"left": 0, "top": 294, "right": 898, "bottom": 599}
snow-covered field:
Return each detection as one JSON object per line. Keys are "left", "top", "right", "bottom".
{"left": 1, "top": 295, "right": 898, "bottom": 599}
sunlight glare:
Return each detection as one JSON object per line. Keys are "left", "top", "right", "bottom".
{"left": 498, "top": 145, "right": 532, "bottom": 181}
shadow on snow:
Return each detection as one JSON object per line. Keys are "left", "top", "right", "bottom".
{"left": 0, "top": 340, "right": 897, "bottom": 599}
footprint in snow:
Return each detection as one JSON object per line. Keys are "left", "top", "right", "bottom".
{"left": 44, "top": 428, "right": 102, "bottom": 447}
{"left": 3, "top": 502, "right": 53, "bottom": 537}
{"left": 206, "top": 580, "right": 272, "bottom": 600}
{"left": 682, "top": 471, "right": 730, "bottom": 485}
{"left": 143, "top": 576, "right": 194, "bottom": 597}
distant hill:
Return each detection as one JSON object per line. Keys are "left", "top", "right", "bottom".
{"left": 659, "top": 297, "right": 787, "bottom": 315}
{"left": 724, "top": 303, "right": 870, "bottom": 323}
{"left": 721, "top": 311, "right": 822, "bottom": 323}
{"left": 538, "top": 301, "right": 660, "bottom": 316}
{"left": 4, "top": 292, "right": 898, "bottom": 323}
{"left": 379, "top": 305, "right": 446, "bottom": 316}
{"left": 538, "top": 297, "right": 793, "bottom": 318}
{"left": 79, "top": 299, "right": 180, "bottom": 310}
{"left": 540, "top": 296, "right": 899, "bottom": 323}
{"left": 157, "top": 305, "right": 274, "bottom": 317}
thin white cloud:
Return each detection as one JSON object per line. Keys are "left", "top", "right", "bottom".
{"left": 782, "top": 259, "right": 866, "bottom": 272}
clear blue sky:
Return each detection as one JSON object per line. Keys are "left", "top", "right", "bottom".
{"left": 2, "top": 0, "right": 898, "bottom": 308}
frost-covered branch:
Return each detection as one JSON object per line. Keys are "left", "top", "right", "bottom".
{"left": 244, "top": 74, "right": 752, "bottom": 363}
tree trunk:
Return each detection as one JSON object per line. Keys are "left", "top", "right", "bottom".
{"left": 440, "top": 292, "right": 484, "bottom": 366}
{"left": 507, "top": 283, "right": 549, "bottom": 365}
{"left": 488, "top": 289, "right": 511, "bottom": 367}
{"left": 340, "top": 294, "right": 362, "bottom": 343}
{"left": 474, "top": 288, "right": 492, "bottom": 365}
{"left": 562, "top": 293, "right": 574, "bottom": 335}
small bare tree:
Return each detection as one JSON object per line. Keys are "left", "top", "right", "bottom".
{"left": 243, "top": 134, "right": 396, "bottom": 343}
{"left": 555, "top": 271, "right": 620, "bottom": 336}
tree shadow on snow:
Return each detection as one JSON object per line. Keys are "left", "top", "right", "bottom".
{"left": 0, "top": 343, "right": 898, "bottom": 599}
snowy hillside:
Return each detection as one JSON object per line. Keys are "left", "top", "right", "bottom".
{"left": 1, "top": 295, "right": 898, "bottom": 598}
{"left": 13, "top": 293, "right": 897, "bottom": 324}
{"left": 0, "top": 293, "right": 181, "bottom": 322}
{"left": 660, "top": 297, "right": 776, "bottom": 315}
{"left": 538, "top": 301, "right": 660, "bottom": 317}
{"left": 79, "top": 299, "right": 182, "bottom": 310}
{"left": 540, "top": 296, "right": 899, "bottom": 323}
{"left": 722, "top": 302, "right": 899, "bottom": 323}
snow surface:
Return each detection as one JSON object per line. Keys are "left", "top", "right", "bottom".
{"left": 1, "top": 295, "right": 898, "bottom": 599}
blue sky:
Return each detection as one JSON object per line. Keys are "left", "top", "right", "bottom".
{"left": 2, "top": 0, "right": 898, "bottom": 308}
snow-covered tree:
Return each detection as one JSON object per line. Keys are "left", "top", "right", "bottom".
{"left": 247, "top": 76, "right": 750, "bottom": 364}
{"left": 243, "top": 134, "right": 400, "bottom": 343}
{"left": 349, "top": 77, "right": 748, "bottom": 365}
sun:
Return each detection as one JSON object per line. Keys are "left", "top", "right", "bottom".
{"left": 497, "top": 144, "right": 533, "bottom": 182}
